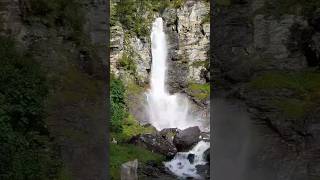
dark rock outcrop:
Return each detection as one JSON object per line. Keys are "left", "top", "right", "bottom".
{"left": 187, "top": 153, "right": 195, "bottom": 164}
{"left": 129, "top": 134, "right": 177, "bottom": 157}
{"left": 173, "top": 126, "right": 201, "bottom": 151}
{"left": 203, "top": 148, "right": 210, "bottom": 163}
{"left": 138, "top": 160, "right": 177, "bottom": 180}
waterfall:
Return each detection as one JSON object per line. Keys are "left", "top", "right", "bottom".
{"left": 145, "top": 17, "right": 210, "bottom": 179}
{"left": 146, "top": 17, "right": 201, "bottom": 131}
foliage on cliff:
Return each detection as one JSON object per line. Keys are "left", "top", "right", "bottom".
{"left": 111, "top": 76, "right": 127, "bottom": 132}
{"left": 256, "top": 0, "right": 320, "bottom": 17}
{"left": 248, "top": 70, "right": 320, "bottom": 118}
{"left": 0, "top": 36, "right": 61, "bottom": 179}
{"left": 109, "top": 76, "right": 162, "bottom": 179}
{"left": 26, "top": 0, "right": 85, "bottom": 42}
{"left": 111, "top": 0, "right": 193, "bottom": 37}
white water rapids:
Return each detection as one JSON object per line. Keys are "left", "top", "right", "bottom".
{"left": 145, "top": 17, "right": 210, "bottom": 179}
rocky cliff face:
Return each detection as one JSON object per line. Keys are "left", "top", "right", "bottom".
{"left": 0, "top": 1, "right": 108, "bottom": 179}
{"left": 110, "top": 0, "right": 210, "bottom": 124}
{"left": 213, "top": 0, "right": 320, "bottom": 179}
{"left": 111, "top": 0, "right": 209, "bottom": 87}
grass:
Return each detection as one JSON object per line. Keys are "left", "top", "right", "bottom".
{"left": 110, "top": 143, "right": 165, "bottom": 180}
{"left": 126, "top": 82, "right": 145, "bottom": 95}
{"left": 248, "top": 70, "right": 320, "bottom": 119}
{"left": 111, "top": 114, "right": 156, "bottom": 143}
{"left": 273, "top": 98, "right": 310, "bottom": 119}
{"left": 248, "top": 71, "right": 320, "bottom": 93}
{"left": 122, "top": 115, "right": 156, "bottom": 140}
{"left": 188, "top": 82, "right": 210, "bottom": 100}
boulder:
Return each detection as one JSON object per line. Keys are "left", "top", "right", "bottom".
{"left": 121, "top": 159, "right": 138, "bottom": 180}
{"left": 203, "top": 148, "right": 210, "bottom": 163}
{"left": 138, "top": 160, "right": 177, "bottom": 179}
{"left": 187, "top": 153, "right": 195, "bottom": 164}
{"left": 173, "top": 126, "right": 201, "bottom": 151}
{"left": 129, "top": 134, "right": 177, "bottom": 157}
{"left": 159, "top": 128, "right": 180, "bottom": 143}
{"left": 196, "top": 164, "right": 210, "bottom": 179}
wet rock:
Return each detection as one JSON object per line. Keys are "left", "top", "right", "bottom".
{"left": 129, "top": 134, "right": 177, "bottom": 157}
{"left": 187, "top": 153, "right": 195, "bottom": 164}
{"left": 196, "top": 164, "right": 210, "bottom": 179}
{"left": 121, "top": 159, "right": 138, "bottom": 180}
{"left": 173, "top": 126, "right": 201, "bottom": 151}
{"left": 199, "top": 132, "right": 210, "bottom": 142}
{"left": 138, "top": 160, "right": 177, "bottom": 179}
{"left": 203, "top": 148, "right": 210, "bottom": 163}
{"left": 159, "top": 128, "right": 180, "bottom": 143}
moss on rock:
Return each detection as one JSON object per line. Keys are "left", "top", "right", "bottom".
{"left": 187, "top": 82, "right": 210, "bottom": 100}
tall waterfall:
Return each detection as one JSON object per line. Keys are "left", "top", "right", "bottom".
{"left": 146, "top": 17, "right": 201, "bottom": 131}
{"left": 146, "top": 17, "right": 209, "bottom": 179}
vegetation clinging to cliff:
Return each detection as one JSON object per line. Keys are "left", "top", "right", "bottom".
{"left": 0, "top": 36, "right": 61, "bottom": 179}
{"left": 256, "top": 0, "right": 320, "bottom": 17}
{"left": 26, "top": 0, "right": 85, "bottom": 42}
{"left": 111, "top": 0, "right": 200, "bottom": 37}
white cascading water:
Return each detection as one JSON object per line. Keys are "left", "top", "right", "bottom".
{"left": 146, "top": 17, "right": 202, "bottom": 131}
{"left": 164, "top": 141, "right": 210, "bottom": 179}
{"left": 146, "top": 17, "right": 210, "bottom": 179}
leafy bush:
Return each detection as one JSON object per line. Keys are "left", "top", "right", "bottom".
{"left": 118, "top": 52, "right": 137, "bottom": 73}
{"left": 111, "top": 76, "right": 127, "bottom": 132}
{"left": 0, "top": 36, "right": 61, "bottom": 179}
{"left": 114, "top": 0, "right": 149, "bottom": 37}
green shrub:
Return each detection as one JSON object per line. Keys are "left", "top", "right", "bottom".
{"left": 111, "top": 76, "right": 127, "bottom": 132}
{"left": 0, "top": 36, "right": 61, "bottom": 179}
{"left": 118, "top": 52, "right": 137, "bottom": 73}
